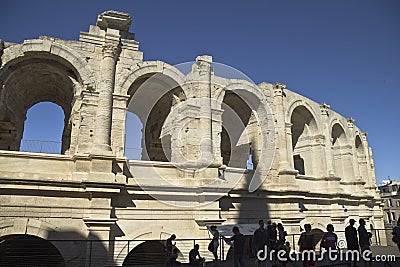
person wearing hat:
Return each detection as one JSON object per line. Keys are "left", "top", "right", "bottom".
{"left": 345, "top": 219, "right": 359, "bottom": 266}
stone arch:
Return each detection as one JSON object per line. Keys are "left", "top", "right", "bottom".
{"left": 329, "top": 118, "right": 352, "bottom": 141}
{"left": 1, "top": 40, "right": 96, "bottom": 87}
{"left": 286, "top": 100, "right": 320, "bottom": 129}
{"left": 0, "top": 218, "right": 80, "bottom": 267}
{"left": 121, "top": 62, "right": 188, "bottom": 162}
{"left": 117, "top": 60, "right": 186, "bottom": 96}
{"left": 114, "top": 228, "right": 179, "bottom": 266}
{"left": 355, "top": 135, "right": 369, "bottom": 182}
{"left": 289, "top": 104, "right": 320, "bottom": 176}
{"left": 331, "top": 122, "right": 352, "bottom": 179}
{"left": 0, "top": 41, "right": 96, "bottom": 154}
{"left": 218, "top": 80, "right": 276, "bottom": 192}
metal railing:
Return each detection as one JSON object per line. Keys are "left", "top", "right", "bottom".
{"left": 0, "top": 229, "right": 394, "bottom": 267}
{"left": 19, "top": 139, "right": 62, "bottom": 154}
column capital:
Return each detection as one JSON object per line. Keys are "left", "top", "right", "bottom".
{"left": 347, "top": 117, "right": 355, "bottom": 128}
{"left": 102, "top": 42, "right": 120, "bottom": 59}
{"left": 320, "top": 102, "right": 330, "bottom": 116}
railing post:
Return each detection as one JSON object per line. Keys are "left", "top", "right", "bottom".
{"left": 89, "top": 240, "right": 93, "bottom": 267}
{"left": 128, "top": 240, "right": 130, "bottom": 258}
{"left": 292, "top": 234, "right": 295, "bottom": 251}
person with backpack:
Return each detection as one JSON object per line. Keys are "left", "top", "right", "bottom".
{"left": 298, "top": 224, "right": 315, "bottom": 267}
{"left": 208, "top": 225, "right": 220, "bottom": 262}
{"left": 320, "top": 224, "right": 338, "bottom": 252}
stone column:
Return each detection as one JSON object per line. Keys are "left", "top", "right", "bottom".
{"left": 273, "top": 82, "right": 292, "bottom": 171}
{"left": 320, "top": 103, "right": 335, "bottom": 177}
{"left": 272, "top": 82, "right": 298, "bottom": 189}
{"left": 93, "top": 37, "right": 120, "bottom": 154}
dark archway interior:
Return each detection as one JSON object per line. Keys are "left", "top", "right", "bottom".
{"left": 293, "top": 154, "right": 305, "bottom": 175}
{"left": 331, "top": 123, "right": 346, "bottom": 146}
{"left": 290, "top": 106, "right": 316, "bottom": 149}
{"left": 122, "top": 240, "right": 172, "bottom": 266}
{"left": 0, "top": 234, "right": 65, "bottom": 267}
{"left": 290, "top": 106, "right": 318, "bottom": 176}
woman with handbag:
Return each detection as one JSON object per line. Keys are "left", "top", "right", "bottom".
{"left": 320, "top": 224, "right": 338, "bottom": 262}
{"left": 209, "top": 225, "right": 220, "bottom": 262}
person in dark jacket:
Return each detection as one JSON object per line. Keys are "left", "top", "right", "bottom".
{"left": 166, "top": 234, "right": 176, "bottom": 266}
{"left": 253, "top": 220, "right": 269, "bottom": 266}
{"left": 298, "top": 224, "right": 315, "bottom": 267}
{"left": 224, "top": 226, "right": 246, "bottom": 267}
{"left": 345, "top": 219, "right": 359, "bottom": 267}
{"left": 358, "top": 219, "right": 372, "bottom": 267}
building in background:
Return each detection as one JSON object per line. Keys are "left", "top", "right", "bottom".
{"left": 379, "top": 180, "right": 400, "bottom": 245}
{"left": 0, "top": 11, "right": 384, "bottom": 266}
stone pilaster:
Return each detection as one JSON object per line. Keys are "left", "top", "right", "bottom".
{"left": 84, "top": 218, "right": 117, "bottom": 267}
{"left": 320, "top": 103, "right": 335, "bottom": 177}
{"left": 273, "top": 82, "right": 298, "bottom": 189}
{"left": 273, "top": 82, "right": 294, "bottom": 172}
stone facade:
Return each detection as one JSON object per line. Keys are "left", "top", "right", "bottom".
{"left": 0, "top": 10, "right": 384, "bottom": 266}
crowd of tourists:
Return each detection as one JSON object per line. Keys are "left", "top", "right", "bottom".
{"left": 165, "top": 217, "right": 380, "bottom": 267}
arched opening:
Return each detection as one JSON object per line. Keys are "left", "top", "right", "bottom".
{"left": 221, "top": 91, "right": 258, "bottom": 169}
{"left": 125, "top": 73, "right": 186, "bottom": 162}
{"left": 124, "top": 112, "right": 143, "bottom": 160}
{"left": 290, "top": 106, "right": 318, "bottom": 176}
{"left": 355, "top": 135, "right": 368, "bottom": 181}
{"left": 122, "top": 240, "right": 181, "bottom": 266}
{"left": 0, "top": 57, "right": 79, "bottom": 154}
{"left": 0, "top": 234, "right": 65, "bottom": 267}
{"left": 19, "top": 102, "right": 64, "bottom": 154}
{"left": 331, "top": 123, "right": 348, "bottom": 178}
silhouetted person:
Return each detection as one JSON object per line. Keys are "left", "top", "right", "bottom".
{"left": 170, "top": 248, "right": 181, "bottom": 266}
{"left": 298, "top": 224, "right": 315, "bottom": 267}
{"left": 189, "top": 244, "right": 205, "bottom": 266}
{"left": 268, "top": 222, "right": 278, "bottom": 264}
{"left": 224, "top": 226, "right": 246, "bottom": 267}
{"left": 358, "top": 219, "right": 372, "bottom": 267}
{"left": 166, "top": 234, "right": 176, "bottom": 266}
{"left": 277, "top": 223, "right": 288, "bottom": 267}
{"left": 210, "top": 225, "right": 220, "bottom": 262}
{"left": 345, "top": 219, "right": 359, "bottom": 267}
{"left": 266, "top": 220, "right": 272, "bottom": 231}
{"left": 320, "top": 224, "right": 337, "bottom": 251}
{"left": 253, "top": 220, "right": 268, "bottom": 266}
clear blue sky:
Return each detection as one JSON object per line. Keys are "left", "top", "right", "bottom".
{"left": 1, "top": 0, "right": 399, "bottom": 184}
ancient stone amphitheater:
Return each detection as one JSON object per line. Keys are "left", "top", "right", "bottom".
{"left": 0, "top": 10, "right": 383, "bottom": 266}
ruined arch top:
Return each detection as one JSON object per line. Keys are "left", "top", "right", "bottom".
{"left": 0, "top": 39, "right": 96, "bottom": 90}
{"left": 116, "top": 60, "right": 187, "bottom": 96}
